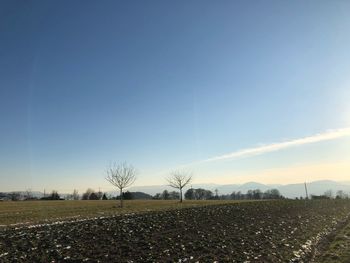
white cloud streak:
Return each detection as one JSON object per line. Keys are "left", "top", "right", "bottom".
{"left": 197, "top": 127, "right": 350, "bottom": 164}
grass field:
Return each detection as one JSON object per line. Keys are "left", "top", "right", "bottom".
{"left": 0, "top": 199, "right": 249, "bottom": 226}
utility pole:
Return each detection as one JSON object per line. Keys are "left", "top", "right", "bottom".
{"left": 304, "top": 182, "right": 309, "bottom": 200}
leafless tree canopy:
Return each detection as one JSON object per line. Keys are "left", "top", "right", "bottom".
{"left": 72, "top": 189, "right": 79, "bottom": 200}
{"left": 106, "top": 162, "right": 137, "bottom": 207}
{"left": 167, "top": 171, "right": 192, "bottom": 189}
{"left": 167, "top": 170, "right": 192, "bottom": 202}
{"left": 106, "top": 162, "right": 137, "bottom": 189}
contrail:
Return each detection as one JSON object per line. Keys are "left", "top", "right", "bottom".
{"left": 194, "top": 127, "right": 350, "bottom": 165}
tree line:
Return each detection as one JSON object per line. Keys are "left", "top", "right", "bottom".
{"left": 310, "top": 190, "right": 349, "bottom": 200}
{"left": 184, "top": 188, "right": 282, "bottom": 200}
{"left": 6, "top": 187, "right": 349, "bottom": 203}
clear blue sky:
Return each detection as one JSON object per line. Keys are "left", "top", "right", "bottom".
{"left": 1, "top": 1, "right": 350, "bottom": 192}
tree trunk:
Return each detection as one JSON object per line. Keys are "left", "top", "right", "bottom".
{"left": 120, "top": 188, "right": 123, "bottom": 208}
{"left": 180, "top": 188, "right": 183, "bottom": 203}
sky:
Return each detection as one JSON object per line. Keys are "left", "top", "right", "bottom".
{"left": 1, "top": 0, "right": 350, "bottom": 192}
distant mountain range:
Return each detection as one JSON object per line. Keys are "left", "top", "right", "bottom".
{"left": 128, "top": 180, "right": 350, "bottom": 198}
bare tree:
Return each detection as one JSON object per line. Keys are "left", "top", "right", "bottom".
{"left": 72, "top": 189, "right": 79, "bottom": 200}
{"left": 106, "top": 162, "right": 137, "bottom": 208}
{"left": 324, "top": 190, "right": 333, "bottom": 199}
{"left": 9, "top": 192, "right": 20, "bottom": 201}
{"left": 25, "top": 188, "right": 33, "bottom": 200}
{"left": 50, "top": 190, "right": 60, "bottom": 200}
{"left": 82, "top": 188, "right": 95, "bottom": 200}
{"left": 167, "top": 170, "right": 193, "bottom": 202}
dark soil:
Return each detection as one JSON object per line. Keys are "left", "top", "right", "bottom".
{"left": 1, "top": 200, "right": 350, "bottom": 262}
